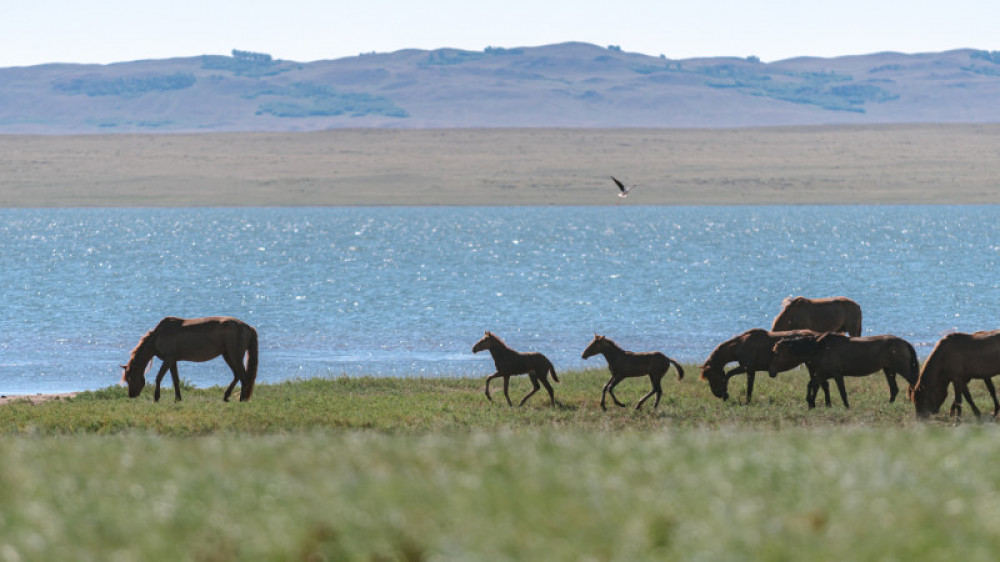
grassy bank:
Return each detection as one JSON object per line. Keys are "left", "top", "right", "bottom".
{"left": 0, "top": 367, "right": 925, "bottom": 435}
{"left": 2, "top": 371, "right": 996, "bottom": 560}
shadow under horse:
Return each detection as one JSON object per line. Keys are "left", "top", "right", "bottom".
{"left": 472, "top": 331, "right": 559, "bottom": 406}
{"left": 121, "top": 316, "right": 259, "bottom": 402}
{"left": 582, "top": 334, "right": 684, "bottom": 411}
{"left": 770, "top": 332, "right": 919, "bottom": 409}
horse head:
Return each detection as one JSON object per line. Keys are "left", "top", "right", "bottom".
{"left": 120, "top": 362, "right": 147, "bottom": 398}
{"left": 581, "top": 334, "right": 607, "bottom": 359}
{"left": 911, "top": 367, "right": 948, "bottom": 419}
{"left": 472, "top": 331, "right": 498, "bottom": 354}
{"left": 699, "top": 361, "right": 730, "bottom": 400}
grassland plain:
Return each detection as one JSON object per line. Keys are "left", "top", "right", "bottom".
{"left": 3, "top": 124, "right": 1000, "bottom": 206}
{"left": 2, "top": 372, "right": 1000, "bottom": 560}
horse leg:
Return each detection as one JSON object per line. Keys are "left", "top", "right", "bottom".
{"left": 152, "top": 361, "right": 172, "bottom": 403}
{"left": 600, "top": 376, "right": 615, "bottom": 411}
{"left": 820, "top": 379, "right": 832, "bottom": 407}
{"left": 222, "top": 351, "right": 246, "bottom": 402}
{"left": 805, "top": 377, "right": 818, "bottom": 409}
{"left": 635, "top": 374, "right": 659, "bottom": 410}
{"left": 537, "top": 371, "right": 556, "bottom": 406}
{"left": 223, "top": 377, "right": 239, "bottom": 402}
{"left": 169, "top": 363, "right": 182, "bottom": 401}
{"left": 607, "top": 377, "right": 627, "bottom": 408}
{"left": 519, "top": 375, "right": 541, "bottom": 407}
{"left": 834, "top": 376, "right": 850, "bottom": 408}
{"left": 984, "top": 378, "right": 1000, "bottom": 417}
{"left": 958, "top": 379, "right": 981, "bottom": 418}
{"left": 503, "top": 375, "right": 513, "bottom": 407}
{"left": 884, "top": 371, "right": 899, "bottom": 403}
{"left": 745, "top": 371, "right": 756, "bottom": 404}
{"left": 949, "top": 380, "right": 978, "bottom": 421}
{"left": 484, "top": 372, "right": 501, "bottom": 402}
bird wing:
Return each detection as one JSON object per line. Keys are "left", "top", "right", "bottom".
{"left": 611, "top": 176, "right": 626, "bottom": 192}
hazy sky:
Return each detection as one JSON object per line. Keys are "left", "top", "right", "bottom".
{"left": 3, "top": 0, "right": 997, "bottom": 67}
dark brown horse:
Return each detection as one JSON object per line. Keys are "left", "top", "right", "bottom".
{"left": 121, "top": 316, "right": 259, "bottom": 402}
{"left": 771, "top": 296, "right": 862, "bottom": 336}
{"left": 912, "top": 331, "right": 1000, "bottom": 420}
{"left": 582, "top": 334, "right": 684, "bottom": 411}
{"left": 472, "top": 331, "right": 559, "bottom": 406}
{"left": 699, "top": 329, "right": 830, "bottom": 404}
{"left": 770, "top": 332, "right": 919, "bottom": 409}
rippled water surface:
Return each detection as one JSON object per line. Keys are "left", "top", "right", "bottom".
{"left": 3, "top": 206, "right": 999, "bottom": 394}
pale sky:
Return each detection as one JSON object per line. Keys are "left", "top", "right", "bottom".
{"left": 3, "top": 0, "right": 997, "bottom": 68}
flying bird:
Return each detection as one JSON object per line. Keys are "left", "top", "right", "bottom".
{"left": 610, "top": 176, "right": 638, "bottom": 199}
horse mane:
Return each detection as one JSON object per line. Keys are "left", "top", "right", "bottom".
{"left": 781, "top": 296, "right": 805, "bottom": 308}
{"left": 597, "top": 335, "right": 622, "bottom": 351}
{"left": 486, "top": 331, "right": 510, "bottom": 349}
{"left": 122, "top": 329, "right": 157, "bottom": 382}
{"left": 701, "top": 336, "right": 738, "bottom": 373}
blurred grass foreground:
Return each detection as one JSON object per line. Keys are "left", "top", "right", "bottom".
{"left": 1, "top": 372, "right": 998, "bottom": 560}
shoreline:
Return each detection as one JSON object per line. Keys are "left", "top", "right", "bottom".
{"left": 3, "top": 124, "right": 999, "bottom": 206}
{"left": 0, "top": 392, "right": 80, "bottom": 406}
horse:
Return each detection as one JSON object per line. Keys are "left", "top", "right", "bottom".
{"left": 121, "top": 316, "right": 259, "bottom": 402}
{"left": 699, "top": 328, "right": 830, "bottom": 404}
{"left": 581, "top": 334, "right": 684, "bottom": 411}
{"left": 771, "top": 296, "right": 863, "bottom": 337}
{"left": 472, "top": 331, "right": 559, "bottom": 406}
{"left": 911, "top": 331, "right": 1000, "bottom": 420}
{"left": 769, "top": 332, "right": 919, "bottom": 409}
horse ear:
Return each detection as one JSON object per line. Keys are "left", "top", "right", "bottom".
{"left": 485, "top": 330, "right": 491, "bottom": 336}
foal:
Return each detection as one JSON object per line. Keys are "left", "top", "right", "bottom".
{"left": 582, "top": 334, "right": 684, "bottom": 411}
{"left": 472, "top": 331, "right": 559, "bottom": 406}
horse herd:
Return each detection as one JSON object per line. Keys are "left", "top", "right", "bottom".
{"left": 120, "top": 297, "right": 1000, "bottom": 420}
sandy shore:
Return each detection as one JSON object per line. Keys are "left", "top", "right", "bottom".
{"left": 0, "top": 392, "right": 80, "bottom": 406}
{"left": 2, "top": 124, "right": 999, "bottom": 206}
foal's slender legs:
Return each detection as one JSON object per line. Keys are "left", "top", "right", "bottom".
{"left": 602, "top": 376, "right": 627, "bottom": 410}
{"left": 537, "top": 373, "right": 556, "bottom": 406}
{"left": 484, "top": 372, "right": 505, "bottom": 404}
{"left": 635, "top": 373, "right": 663, "bottom": 410}
{"left": 518, "top": 375, "right": 541, "bottom": 406}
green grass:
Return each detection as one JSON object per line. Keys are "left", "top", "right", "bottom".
{"left": 1, "top": 368, "right": 998, "bottom": 560}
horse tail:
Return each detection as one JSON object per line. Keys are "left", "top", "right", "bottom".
{"left": 902, "top": 339, "right": 920, "bottom": 387}
{"left": 669, "top": 358, "right": 685, "bottom": 380}
{"left": 244, "top": 327, "right": 259, "bottom": 399}
{"left": 548, "top": 358, "right": 560, "bottom": 383}
{"left": 848, "top": 304, "right": 863, "bottom": 337}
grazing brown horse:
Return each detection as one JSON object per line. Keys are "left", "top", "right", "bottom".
{"left": 912, "top": 331, "right": 1000, "bottom": 420}
{"left": 582, "top": 334, "right": 684, "bottom": 411}
{"left": 121, "top": 316, "right": 259, "bottom": 402}
{"left": 472, "top": 331, "right": 559, "bottom": 406}
{"left": 771, "top": 296, "right": 862, "bottom": 336}
{"left": 699, "top": 329, "right": 830, "bottom": 404}
{"left": 770, "top": 332, "right": 919, "bottom": 409}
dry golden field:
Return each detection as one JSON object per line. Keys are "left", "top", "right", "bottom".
{"left": 1, "top": 123, "right": 998, "bottom": 206}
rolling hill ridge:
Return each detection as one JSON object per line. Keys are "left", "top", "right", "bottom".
{"left": 2, "top": 43, "right": 999, "bottom": 133}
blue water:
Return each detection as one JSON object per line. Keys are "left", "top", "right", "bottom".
{"left": 2, "top": 206, "right": 999, "bottom": 394}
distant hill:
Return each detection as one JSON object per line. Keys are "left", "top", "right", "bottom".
{"left": 2, "top": 43, "right": 999, "bottom": 133}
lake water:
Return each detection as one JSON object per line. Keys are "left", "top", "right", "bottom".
{"left": 2, "top": 206, "right": 999, "bottom": 395}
